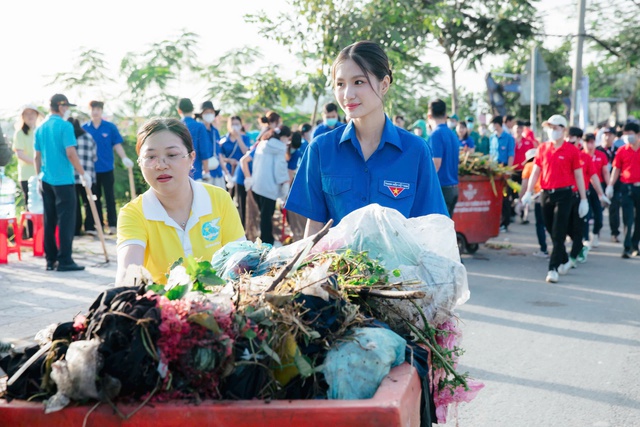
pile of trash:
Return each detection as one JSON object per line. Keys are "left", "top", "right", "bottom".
{"left": 0, "top": 204, "right": 482, "bottom": 425}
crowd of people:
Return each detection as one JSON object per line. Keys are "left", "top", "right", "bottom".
{"left": 2, "top": 40, "right": 639, "bottom": 286}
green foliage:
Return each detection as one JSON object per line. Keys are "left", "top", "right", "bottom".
{"left": 329, "top": 249, "right": 392, "bottom": 287}
{"left": 49, "top": 48, "right": 114, "bottom": 92}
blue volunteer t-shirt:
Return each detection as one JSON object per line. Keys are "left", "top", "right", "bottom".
{"left": 489, "top": 131, "right": 515, "bottom": 165}
{"left": 430, "top": 123, "right": 460, "bottom": 186}
{"left": 459, "top": 136, "right": 475, "bottom": 150}
{"left": 286, "top": 116, "right": 448, "bottom": 224}
{"left": 82, "top": 119, "right": 123, "bottom": 173}
{"left": 35, "top": 115, "right": 77, "bottom": 186}
{"left": 182, "top": 117, "right": 212, "bottom": 180}
{"left": 287, "top": 140, "right": 309, "bottom": 170}
{"left": 220, "top": 133, "right": 251, "bottom": 174}
{"left": 312, "top": 122, "right": 346, "bottom": 139}
{"left": 205, "top": 125, "right": 223, "bottom": 179}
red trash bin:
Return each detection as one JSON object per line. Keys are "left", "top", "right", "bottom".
{"left": 452, "top": 175, "right": 505, "bottom": 253}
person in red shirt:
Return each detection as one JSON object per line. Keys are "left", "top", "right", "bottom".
{"left": 561, "top": 128, "right": 609, "bottom": 271}
{"left": 583, "top": 133, "right": 610, "bottom": 247}
{"left": 605, "top": 122, "right": 640, "bottom": 258}
{"left": 513, "top": 121, "right": 537, "bottom": 174}
{"left": 521, "top": 115, "right": 588, "bottom": 283}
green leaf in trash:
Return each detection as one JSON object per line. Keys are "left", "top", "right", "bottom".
{"left": 169, "top": 257, "right": 184, "bottom": 271}
{"left": 146, "top": 284, "right": 166, "bottom": 295}
{"left": 244, "top": 329, "right": 258, "bottom": 340}
{"left": 165, "top": 284, "right": 188, "bottom": 300}
{"left": 188, "top": 313, "right": 221, "bottom": 334}
{"left": 392, "top": 269, "right": 401, "bottom": 278}
{"left": 261, "top": 342, "right": 282, "bottom": 365}
{"left": 198, "top": 275, "right": 226, "bottom": 286}
{"left": 294, "top": 354, "right": 314, "bottom": 378}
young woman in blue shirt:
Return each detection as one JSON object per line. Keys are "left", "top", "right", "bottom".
{"left": 286, "top": 41, "right": 447, "bottom": 237}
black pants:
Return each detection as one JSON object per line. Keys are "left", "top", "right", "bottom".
{"left": 534, "top": 202, "right": 547, "bottom": 253}
{"left": 95, "top": 170, "right": 117, "bottom": 228}
{"left": 20, "top": 180, "right": 33, "bottom": 236}
{"left": 75, "top": 184, "right": 96, "bottom": 234}
{"left": 566, "top": 193, "right": 585, "bottom": 259}
{"left": 609, "top": 181, "right": 622, "bottom": 237}
{"left": 42, "top": 182, "right": 77, "bottom": 265}
{"left": 236, "top": 184, "right": 248, "bottom": 227}
{"left": 441, "top": 185, "right": 458, "bottom": 219}
{"left": 620, "top": 184, "right": 640, "bottom": 252}
{"left": 541, "top": 189, "right": 573, "bottom": 271}
{"left": 584, "top": 184, "right": 603, "bottom": 240}
{"left": 253, "top": 193, "right": 276, "bottom": 245}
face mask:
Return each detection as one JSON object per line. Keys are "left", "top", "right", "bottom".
{"left": 467, "top": 123, "right": 474, "bottom": 131}
{"left": 488, "top": 124, "right": 495, "bottom": 133}
{"left": 413, "top": 128, "right": 423, "bottom": 137}
{"left": 550, "top": 129, "right": 564, "bottom": 141}
{"left": 62, "top": 109, "right": 71, "bottom": 120}
{"left": 232, "top": 124, "right": 242, "bottom": 132}
{"left": 325, "top": 118, "right": 338, "bottom": 127}
{"left": 203, "top": 113, "right": 215, "bottom": 123}
{"left": 447, "top": 121, "right": 456, "bottom": 129}
{"left": 624, "top": 134, "right": 637, "bottom": 144}
{"left": 426, "top": 127, "right": 433, "bottom": 137}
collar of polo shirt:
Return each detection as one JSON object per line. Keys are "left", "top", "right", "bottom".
{"left": 339, "top": 115, "right": 404, "bottom": 151}
{"left": 141, "top": 178, "right": 212, "bottom": 230}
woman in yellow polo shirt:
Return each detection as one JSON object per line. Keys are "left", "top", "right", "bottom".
{"left": 116, "top": 118, "right": 245, "bottom": 284}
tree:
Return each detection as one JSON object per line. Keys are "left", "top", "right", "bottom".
{"left": 120, "top": 31, "right": 200, "bottom": 117}
{"left": 48, "top": 48, "right": 114, "bottom": 98}
{"left": 246, "top": 0, "right": 438, "bottom": 122}
{"left": 419, "top": 0, "right": 539, "bottom": 114}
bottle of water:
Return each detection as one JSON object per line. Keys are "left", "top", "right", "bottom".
{"left": 0, "top": 168, "right": 16, "bottom": 219}
{"left": 27, "top": 175, "right": 43, "bottom": 214}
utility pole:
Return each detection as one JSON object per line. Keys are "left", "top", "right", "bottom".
{"left": 530, "top": 45, "right": 537, "bottom": 137}
{"left": 570, "top": 0, "right": 587, "bottom": 127}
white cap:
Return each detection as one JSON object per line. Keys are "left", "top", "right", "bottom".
{"left": 544, "top": 114, "right": 567, "bottom": 128}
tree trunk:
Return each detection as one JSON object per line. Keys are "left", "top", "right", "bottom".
{"left": 311, "top": 94, "right": 320, "bottom": 126}
{"left": 449, "top": 55, "right": 458, "bottom": 115}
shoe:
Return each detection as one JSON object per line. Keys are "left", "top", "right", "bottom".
{"left": 558, "top": 259, "right": 576, "bottom": 275}
{"left": 105, "top": 227, "right": 116, "bottom": 236}
{"left": 532, "top": 250, "right": 549, "bottom": 258}
{"left": 521, "top": 220, "right": 530, "bottom": 225}
{"left": 46, "top": 261, "right": 57, "bottom": 271}
{"left": 499, "top": 225, "right": 508, "bottom": 233}
{"left": 576, "top": 247, "right": 589, "bottom": 264}
{"left": 591, "top": 234, "right": 599, "bottom": 248}
{"left": 85, "top": 230, "right": 98, "bottom": 236}
{"left": 632, "top": 249, "right": 640, "bottom": 257}
{"left": 56, "top": 263, "right": 85, "bottom": 272}
{"left": 612, "top": 235, "right": 620, "bottom": 243}
{"left": 622, "top": 251, "right": 632, "bottom": 259}
{"left": 0, "top": 341, "right": 14, "bottom": 354}
{"left": 546, "top": 270, "right": 559, "bottom": 283}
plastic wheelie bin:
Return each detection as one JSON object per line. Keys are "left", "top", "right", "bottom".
{"left": 452, "top": 175, "right": 505, "bottom": 254}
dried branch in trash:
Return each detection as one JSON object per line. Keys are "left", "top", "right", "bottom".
{"left": 356, "top": 289, "right": 426, "bottom": 299}
{"left": 265, "top": 219, "right": 333, "bottom": 292}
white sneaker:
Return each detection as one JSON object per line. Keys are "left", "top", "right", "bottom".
{"left": 532, "top": 250, "right": 549, "bottom": 258}
{"left": 546, "top": 270, "right": 559, "bottom": 283}
{"left": 558, "top": 259, "right": 576, "bottom": 275}
{"left": 591, "top": 234, "right": 599, "bottom": 248}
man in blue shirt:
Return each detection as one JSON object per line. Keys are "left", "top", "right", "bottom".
{"left": 489, "top": 115, "right": 516, "bottom": 231}
{"left": 312, "top": 103, "right": 346, "bottom": 138}
{"left": 177, "top": 98, "right": 212, "bottom": 181}
{"left": 198, "top": 101, "right": 225, "bottom": 188}
{"left": 82, "top": 101, "right": 133, "bottom": 235}
{"left": 35, "top": 94, "right": 90, "bottom": 271}
{"left": 429, "top": 99, "right": 460, "bottom": 218}
{"left": 286, "top": 115, "right": 447, "bottom": 226}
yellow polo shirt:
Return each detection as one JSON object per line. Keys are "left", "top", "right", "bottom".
{"left": 117, "top": 180, "right": 245, "bottom": 284}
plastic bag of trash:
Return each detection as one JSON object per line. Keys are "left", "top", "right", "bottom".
{"left": 322, "top": 327, "right": 406, "bottom": 399}
{"left": 210, "top": 241, "right": 272, "bottom": 280}
{"left": 317, "top": 204, "right": 468, "bottom": 327}
{"left": 47, "top": 339, "right": 102, "bottom": 413}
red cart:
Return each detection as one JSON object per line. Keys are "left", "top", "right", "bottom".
{"left": 452, "top": 175, "right": 505, "bottom": 254}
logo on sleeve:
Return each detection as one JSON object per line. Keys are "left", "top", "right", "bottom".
{"left": 384, "top": 180, "right": 410, "bottom": 197}
{"left": 202, "top": 218, "right": 221, "bottom": 241}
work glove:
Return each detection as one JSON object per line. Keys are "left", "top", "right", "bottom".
{"left": 122, "top": 157, "right": 134, "bottom": 169}
{"left": 599, "top": 194, "right": 611, "bottom": 207}
{"left": 521, "top": 191, "right": 533, "bottom": 206}
{"left": 279, "top": 182, "right": 291, "bottom": 200}
{"left": 605, "top": 185, "right": 614, "bottom": 200}
{"left": 81, "top": 172, "right": 92, "bottom": 189}
{"left": 244, "top": 176, "right": 253, "bottom": 191}
{"left": 202, "top": 171, "right": 211, "bottom": 182}
{"left": 578, "top": 199, "right": 589, "bottom": 218}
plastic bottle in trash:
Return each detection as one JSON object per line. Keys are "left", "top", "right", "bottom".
{"left": 27, "top": 175, "right": 43, "bottom": 214}
{"left": 0, "top": 168, "right": 17, "bottom": 218}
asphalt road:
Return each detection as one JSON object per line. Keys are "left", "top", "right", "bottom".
{"left": 450, "top": 218, "right": 640, "bottom": 427}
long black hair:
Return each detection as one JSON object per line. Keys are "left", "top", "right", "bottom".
{"left": 67, "top": 117, "right": 86, "bottom": 139}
